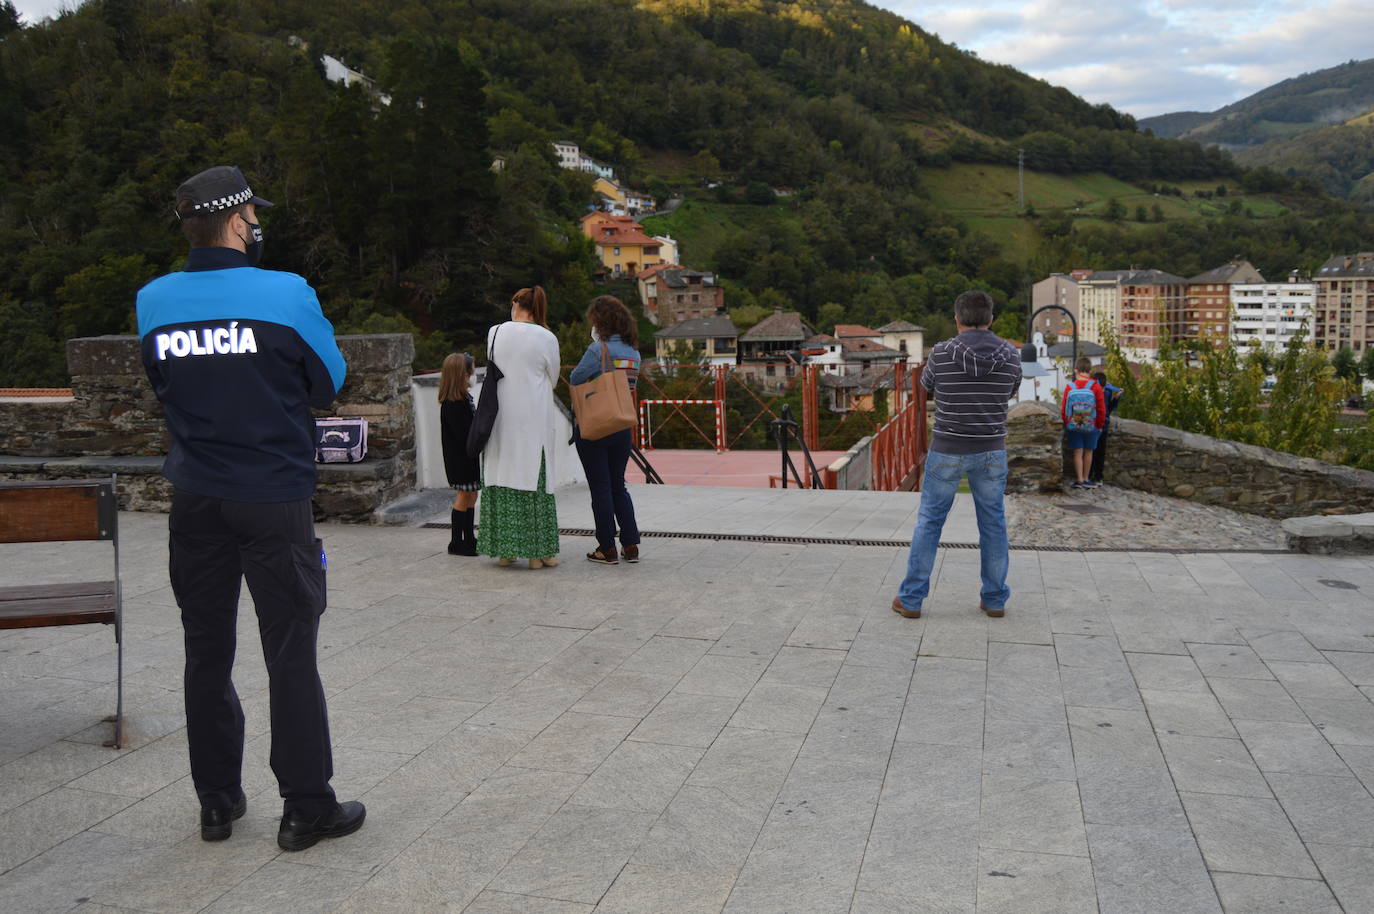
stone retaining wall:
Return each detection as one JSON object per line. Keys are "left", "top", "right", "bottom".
{"left": 1103, "top": 417, "right": 1374, "bottom": 518}
{"left": 1005, "top": 401, "right": 1064, "bottom": 494}
{"left": 1002, "top": 402, "right": 1374, "bottom": 519}
{"left": 0, "top": 334, "right": 416, "bottom": 522}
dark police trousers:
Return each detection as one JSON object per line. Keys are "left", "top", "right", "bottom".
{"left": 169, "top": 490, "right": 336, "bottom": 817}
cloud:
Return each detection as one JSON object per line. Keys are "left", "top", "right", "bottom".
{"left": 11, "top": 0, "right": 75, "bottom": 24}
{"left": 877, "top": 0, "right": 1370, "bottom": 118}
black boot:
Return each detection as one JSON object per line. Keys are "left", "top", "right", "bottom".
{"left": 448, "top": 509, "right": 464, "bottom": 555}
{"left": 455, "top": 508, "right": 478, "bottom": 556}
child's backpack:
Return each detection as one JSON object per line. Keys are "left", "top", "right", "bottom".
{"left": 1064, "top": 382, "right": 1097, "bottom": 431}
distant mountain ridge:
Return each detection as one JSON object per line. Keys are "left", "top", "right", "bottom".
{"left": 1139, "top": 58, "right": 1374, "bottom": 199}
{"left": 1140, "top": 58, "right": 1374, "bottom": 148}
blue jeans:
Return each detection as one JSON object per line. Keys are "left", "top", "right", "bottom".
{"left": 574, "top": 428, "right": 640, "bottom": 552}
{"left": 897, "top": 448, "right": 1010, "bottom": 613}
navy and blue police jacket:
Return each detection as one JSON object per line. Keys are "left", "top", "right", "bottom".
{"left": 137, "top": 248, "right": 347, "bottom": 503}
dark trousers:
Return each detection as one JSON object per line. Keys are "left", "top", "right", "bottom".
{"left": 575, "top": 428, "right": 640, "bottom": 552}
{"left": 1089, "top": 426, "right": 1110, "bottom": 482}
{"left": 169, "top": 491, "right": 336, "bottom": 817}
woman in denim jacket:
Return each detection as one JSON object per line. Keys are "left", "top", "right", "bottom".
{"left": 569, "top": 295, "right": 642, "bottom": 564}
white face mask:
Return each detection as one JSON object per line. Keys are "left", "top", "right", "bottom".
{"left": 590, "top": 328, "right": 601, "bottom": 342}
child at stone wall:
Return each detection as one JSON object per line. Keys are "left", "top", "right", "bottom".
{"left": 1062, "top": 357, "right": 1106, "bottom": 489}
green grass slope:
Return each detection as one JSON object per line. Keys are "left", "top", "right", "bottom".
{"left": 921, "top": 165, "right": 1287, "bottom": 261}
{"left": 641, "top": 198, "right": 800, "bottom": 267}
{"left": 637, "top": 165, "right": 1292, "bottom": 271}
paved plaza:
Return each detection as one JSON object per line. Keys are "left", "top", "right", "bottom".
{"left": 4, "top": 484, "right": 1374, "bottom": 912}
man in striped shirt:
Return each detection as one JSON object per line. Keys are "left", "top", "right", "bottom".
{"left": 893, "top": 290, "right": 1022, "bottom": 620}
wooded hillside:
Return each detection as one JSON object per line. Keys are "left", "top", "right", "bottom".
{"left": 1, "top": 0, "right": 1371, "bottom": 386}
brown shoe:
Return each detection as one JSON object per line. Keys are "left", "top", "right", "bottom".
{"left": 891, "top": 597, "right": 920, "bottom": 619}
{"left": 622, "top": 544, "right": 639, "bottom": 563}
{"left": 980, "top": 603, "right": 1005, "bottom": 618}
{"left": 587, "top": 546, "right": 618, "bottom": 565}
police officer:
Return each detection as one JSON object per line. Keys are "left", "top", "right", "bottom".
{"left": 137, "top": 165, "right": 365, "bottom": 851}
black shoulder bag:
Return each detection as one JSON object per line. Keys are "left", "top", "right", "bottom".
{"left": 466, "top": 325, "right": 503, "bottom": 458}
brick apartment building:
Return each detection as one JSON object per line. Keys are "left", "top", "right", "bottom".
{"left": 1314, "top": 252, "right": 1374, "bottom": 352}
{"left": 1074, "top": 269, "right": 1186, "bottom": 361}
{"left": 1119, "top": 270, "right": 1187, "bottom": 360}
{"left": 1183, "top": 260, "right": 1264, "bottom": 344}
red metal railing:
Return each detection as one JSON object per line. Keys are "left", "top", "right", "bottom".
{"left": 870, "top": 363, "right": 928, "bottom": 491}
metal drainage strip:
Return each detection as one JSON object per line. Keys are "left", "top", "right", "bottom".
{"left": 420, "top": 523, "right": 1285, "bottom": 554}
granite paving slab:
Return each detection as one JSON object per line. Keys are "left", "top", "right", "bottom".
{"left": 4, "top": 498, "right": 1374, "bottom": 911}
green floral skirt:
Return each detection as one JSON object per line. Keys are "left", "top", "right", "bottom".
{"left": 477, "top": 454, "right": 559, "bottom": 559}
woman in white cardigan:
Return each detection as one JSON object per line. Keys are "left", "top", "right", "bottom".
{"left": 476, "top": 286, "right": 563, "bottom": 568}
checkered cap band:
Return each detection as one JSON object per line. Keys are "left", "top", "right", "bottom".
{"left": 192, "top": 187, "right": 255, "bottom": 214}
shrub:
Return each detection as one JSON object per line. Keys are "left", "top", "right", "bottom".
{"left": 1103, "top": 327, "right": 1351, "bottom": 463}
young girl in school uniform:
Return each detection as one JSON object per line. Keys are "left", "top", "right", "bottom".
{"left": 438, "top": 352, "right": 480, "bottom": 555}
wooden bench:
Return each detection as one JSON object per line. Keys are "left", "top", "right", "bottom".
{"left": 0, "top": 477, "right": 124, "bottom": 748}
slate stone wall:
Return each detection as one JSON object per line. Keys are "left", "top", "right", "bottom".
{"left": 1003, "top": 403, "right": 1374, "bottom": 519}
{"left": 0, "top": 334, "right": 416, "bottom": 522}
{"left": 1005, "top": 401, "right": 1064, "bottom": 494}
{"left": 1103, "top": 417, "right": 1374, "bottom": 518}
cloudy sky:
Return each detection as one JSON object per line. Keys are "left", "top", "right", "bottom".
{"left": 876, "top": 0, "right": 1373, "bottom": 118}
{"left": 11, "top": 0, "right": 1373, "bottom": 119}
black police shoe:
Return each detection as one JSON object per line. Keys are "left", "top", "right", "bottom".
{"left": 277, "top": 800, "right": 367, "bottom": 852}
{"left": 201, "top": 793, "right": 247, "bottom": 841}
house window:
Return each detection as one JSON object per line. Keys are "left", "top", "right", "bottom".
{"left": 766, "top": 365, "right": 776, "bottom": 377}
{"left": 613, "top": 247, "right": 621, "bottom": 256}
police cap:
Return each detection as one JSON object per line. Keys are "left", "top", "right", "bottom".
{"left": 174, "top": 165, "right": 274, "bottom": 219}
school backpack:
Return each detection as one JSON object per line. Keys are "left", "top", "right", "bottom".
{"left": 1064, "top": 382, "right": 1097, "bottom": 431}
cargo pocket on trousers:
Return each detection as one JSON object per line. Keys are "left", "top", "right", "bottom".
{"left": 291, "top": 538, "right": 327, "bottom": 618}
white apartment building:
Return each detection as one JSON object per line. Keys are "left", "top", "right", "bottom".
{"left": 578, "top": 153, "right": 615, "bottom": 180}
{"left": 553, "top": 140, "right": 581, "bottom": 171}
{"left": 1077, "top": 271, "right": 1125, "bottom": 346}
{"left": 1231, "top": 275, "right": 1315, "bottom": 352}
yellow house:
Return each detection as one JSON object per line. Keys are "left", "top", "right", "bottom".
{"left": 588, "top": 219, "right": 665, "bottom": 278}
{"left": 592, "top": 177, "right": 654, "bottom": 214}
{"left": 653, "top": 314, "right": 739, "bottom": 368}
{"left": 593, "top": 176, "right": 624, "bottom": 206}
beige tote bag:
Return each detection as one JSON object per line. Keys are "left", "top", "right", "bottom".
{"left": 570, "top": 342, "right": 636, "bottom": 440}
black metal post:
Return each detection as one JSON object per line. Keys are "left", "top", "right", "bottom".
{"left": 1025, "top": 304, "right": 1079, "bottom": 366}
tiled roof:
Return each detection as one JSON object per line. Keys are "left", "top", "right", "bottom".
{"left": 877, "top": 320, "right": 925, "bottom": 333}
{"left": 1045, "top": 340, "right": 1108, "bottom": 358}
{"left": 741, "top": 310, "right": 813, "bottom": 342}
{"left": 637, "top": 263, "right": 672, "bottom": 280}
{"left": 594, "top": 228, "right": 661, "bottom": 247}
{"left": 659, "top": 268, "right": 716, "bottom": 289}
{"left": 1188, "top": 260, "right": 1265, "bottom": 284}
{"left": 1316, "top": 253, "right": 1374, "bottom": 278}
{"left": 1086, "top": 268, "right": 1186, "bottom": 286}
{"left": 655, "top": 315, "right": 739, "bottom": 339}
{"left": 833, "top": 324, "right": 881, "bottom": 338}
{"left": 840, "top": 338, "right": 904, "bottom": 359}
{"left": 819, "top": 365, "right": 896, "bottom": 392}
{"left": 1121, "top": 269, "right": 1188, "bottom": 285}
{"left": 804, "top": 334, "right": 838, "bottom": 344}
